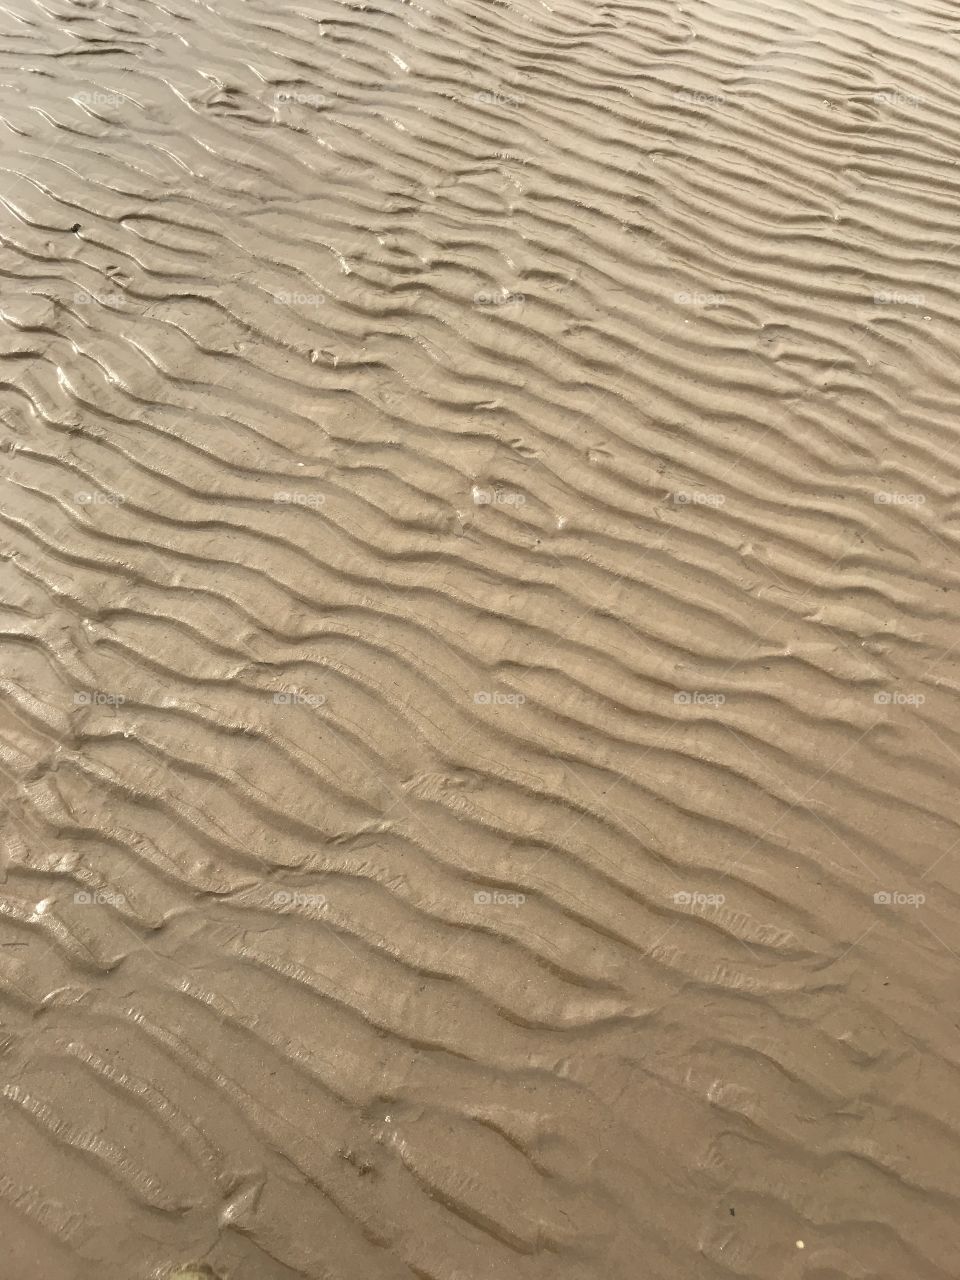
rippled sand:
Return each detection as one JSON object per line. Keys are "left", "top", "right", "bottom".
{"left": 1, "top": 0, "right": 959, "bottom": 1276}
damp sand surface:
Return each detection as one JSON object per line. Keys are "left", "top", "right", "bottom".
{"left": 0, "top": 0, "right": 959, "bottom": 1277}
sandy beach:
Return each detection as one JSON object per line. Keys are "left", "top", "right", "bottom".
{"left": 0, "top": 0, "right": 959, "bottom": 1275}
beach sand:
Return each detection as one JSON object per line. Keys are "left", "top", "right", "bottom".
{"left": 0, "top": 0, "right": 959, "bottom": 1276}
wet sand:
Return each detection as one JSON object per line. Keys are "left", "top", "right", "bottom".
{"left": 1, "top": 0, "right": 959, "bottom": 1276}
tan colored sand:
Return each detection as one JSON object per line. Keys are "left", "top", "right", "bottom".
{"left": 0, "top": 0, "right": 959, "bottom": 1276}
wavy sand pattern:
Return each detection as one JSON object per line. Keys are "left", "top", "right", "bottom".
{"left": 0, "top": 0, "right": 959, "bottom": 1275}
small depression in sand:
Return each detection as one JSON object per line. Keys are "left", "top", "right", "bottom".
{"left": 0, "top": 0, "right": 959, "bottom": 1276}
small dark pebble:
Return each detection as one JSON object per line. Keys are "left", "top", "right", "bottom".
{"left": 71, "top": 223, "right": 81, "bottom": 232}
